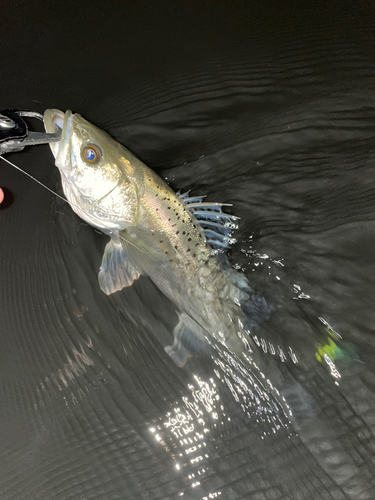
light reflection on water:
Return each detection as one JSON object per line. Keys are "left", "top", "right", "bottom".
{"left": 211, "top": 346, "right": 293, "bottom": 435}
{"left": 150, "top": 375, "right": 223, "bottom": 498}
{"left": 149, "top": 362, "right": 294, "bottom": 497}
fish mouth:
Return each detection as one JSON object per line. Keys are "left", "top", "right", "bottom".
{"left": 43, "top": 109, "right": 73, "bottom": 166}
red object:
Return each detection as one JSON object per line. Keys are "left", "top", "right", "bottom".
{"left": 0, "top": 188, "right": 4, "bottom": 204}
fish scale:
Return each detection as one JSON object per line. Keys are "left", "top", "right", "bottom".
{"left": 138, "top": 167, "right": 209, "bottom": 265}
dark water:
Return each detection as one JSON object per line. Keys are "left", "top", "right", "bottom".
{"left": 1, "top": 2, "right": 375, "bottom": 499}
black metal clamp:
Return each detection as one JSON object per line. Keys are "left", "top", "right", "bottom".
{"left": 0, "top": 109, "right": 61, "bottom": 155}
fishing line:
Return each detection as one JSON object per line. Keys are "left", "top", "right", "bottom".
{"left": 0, "top": 155, "right": 70, "bottom": 205}
{"left": 0, "top": 154, "right": 130, "bottom": 246}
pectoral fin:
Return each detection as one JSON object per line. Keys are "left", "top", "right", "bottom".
{"left": 98, "top": 235, "right": 141, "bottom": 295}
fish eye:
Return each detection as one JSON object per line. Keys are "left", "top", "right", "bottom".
{"left": 81, "top": 144, "right": 102, "bottom": 164}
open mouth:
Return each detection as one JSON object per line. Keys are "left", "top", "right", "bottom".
{"left": 43, "top": 109, "right": 73, "bottom": 163}
{"left": 44, "top": 109, "right": 65, "bottom": 134}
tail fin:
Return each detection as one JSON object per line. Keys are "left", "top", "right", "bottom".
{"left": 240, "top": 289, "right": 278, "bottom": 329}
{"left": 217, "top": 253, "right": 278, "bottom": 329}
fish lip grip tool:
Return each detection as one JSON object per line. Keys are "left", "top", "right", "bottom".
{"left": 0, "top": 109, "right": 61, "bottom": 155}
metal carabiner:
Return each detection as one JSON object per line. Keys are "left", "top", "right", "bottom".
{"left": 0, "top": 109, "right": 62, "bottom": 155}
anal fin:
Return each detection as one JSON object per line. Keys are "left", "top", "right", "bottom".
{"left": 165, "top": 313, "right": 211, "bottom": 367}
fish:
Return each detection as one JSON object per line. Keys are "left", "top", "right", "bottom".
{"left": 43, "top": 109, "right": 275, "bottom": 369}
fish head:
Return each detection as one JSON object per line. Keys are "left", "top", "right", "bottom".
{"left": 44, "top": 109, "right": 140, "bottom": 231}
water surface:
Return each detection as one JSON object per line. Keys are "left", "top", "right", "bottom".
{"left": 1, "top": 2, "right": 375, "bottom": 499}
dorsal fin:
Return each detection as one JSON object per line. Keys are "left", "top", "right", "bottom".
{"left": 177, "top": 190, "right": 239, "bottom": 250}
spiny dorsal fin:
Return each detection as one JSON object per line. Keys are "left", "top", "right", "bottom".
{"left": 177, "top": 190, "right": 239, "bottom": 250}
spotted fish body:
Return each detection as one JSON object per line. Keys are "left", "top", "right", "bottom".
{"left": 123, "top": 174, "right": 254, "bottom": 364}
{"left": 44, "top": 109, "right": 273, "bottom": 367}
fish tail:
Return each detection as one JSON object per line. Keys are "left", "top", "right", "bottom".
{"left": 240, "top": 289, "right": 278, "bottom": 330}
{"left": 219, "top": 253, "right": 277, "bottom": 329}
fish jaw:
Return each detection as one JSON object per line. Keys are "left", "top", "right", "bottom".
{"left": 44, "top": 109, "right": 140, "bottom": 232}
{"left": 43, "top": 109, "right": 74, "bottom": 169}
